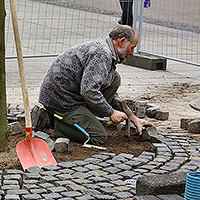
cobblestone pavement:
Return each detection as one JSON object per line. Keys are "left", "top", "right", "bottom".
{"left": 1, "top": 128, "right": 199, "bottom": 199}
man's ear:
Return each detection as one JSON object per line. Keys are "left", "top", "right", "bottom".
{"left": 117, "top": 37, "right": 126, "bottom": 48}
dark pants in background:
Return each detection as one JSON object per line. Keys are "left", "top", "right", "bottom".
{"left": 119, "top": 1, "right": 133, "bottom": 27}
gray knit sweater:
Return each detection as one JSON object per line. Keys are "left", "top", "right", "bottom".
{"left": 39, "top": 37, "right": 121, "bottom": 117}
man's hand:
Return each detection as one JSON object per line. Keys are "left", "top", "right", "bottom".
{"left": 110, "top": 109, "right": 128, "bottom": 124}
{"left": 130, "top": 114, "right": 153, "bottom": 135}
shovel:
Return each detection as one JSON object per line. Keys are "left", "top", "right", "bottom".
{"left": 10, "top": 0, "right": 57, "bottom": 170}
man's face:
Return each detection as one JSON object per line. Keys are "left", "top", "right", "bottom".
{"left": 118, "top": 35, "right": 138, "bottom": 62}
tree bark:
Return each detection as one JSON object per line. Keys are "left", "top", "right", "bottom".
{"left": 0, "top": 0, "right": 8, "bottom": 151}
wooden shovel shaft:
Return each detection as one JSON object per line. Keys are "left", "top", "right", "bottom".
{"left": 9, "top": 0, "right": 31, "bottom": 128}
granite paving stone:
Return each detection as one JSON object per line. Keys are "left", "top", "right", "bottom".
{"left": 61, "top": 191, "right": 82, "bottom": 198}
{"left": 29, "top": 188, "right": 47, "bottom": 194}
{"left": 21, "top": 194, "right": 42, "bottom": 200}
{"left": 23, "top": 184, "right": 40, "bottom": 190}
{"left": 0, "top": 121, "right": 199, "bottom": 199}
{"left": 5, "top": 194, "right": 20, "bottom": 200}
{"left": 1, "top": 185, "right": 20, "bottom": 190}
{"left": 75, "top": 194, "right": 95, "bottom": 200}
{"left": 41, "top": 192, "right": 62, "bottom": 199}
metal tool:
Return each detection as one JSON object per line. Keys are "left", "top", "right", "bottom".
{"left": 10, "top": 0, "right": 57, "bottom": 170}
{"left": 74, "top": 124, "right": 107, "bottom": 150}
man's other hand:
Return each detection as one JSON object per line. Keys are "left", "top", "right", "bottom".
{"left": 110, "top": 109, "right": 128, "bottom": 124}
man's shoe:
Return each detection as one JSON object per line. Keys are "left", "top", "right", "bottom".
{"left": 31, "top": 105, "right": 51, "bottom": 131}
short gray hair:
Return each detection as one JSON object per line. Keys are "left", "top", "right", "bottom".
{"left": 109, "top": 25, "right": 136, "bottom": 41}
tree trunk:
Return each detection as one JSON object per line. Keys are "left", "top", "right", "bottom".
{"left": 0, "top": 0, "right": 8, "bottom": 151}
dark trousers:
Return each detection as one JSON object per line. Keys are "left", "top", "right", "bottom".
{"left": 120, "top": 1, "right": 133, "bottom": 27}
{"left": 48, "top": 71, "right": 121, "bottom": 145}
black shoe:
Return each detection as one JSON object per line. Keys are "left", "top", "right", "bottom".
{"left": 118, "top": 19, "right": 122, "bottom": 24}
{"left": 31, "top": 105, "right": 52, "bottom": 131}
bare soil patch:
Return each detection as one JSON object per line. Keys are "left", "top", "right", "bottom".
{"left": 1, "top": 82, "right": 200, "bottom": 170}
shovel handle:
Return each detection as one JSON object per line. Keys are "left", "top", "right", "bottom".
{"left": 10, "top": 0, "right": 32, "bottom": 128}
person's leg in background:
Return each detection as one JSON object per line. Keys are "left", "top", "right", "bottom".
{"left": 119, "top": 0, "right": 133, "bottom": 27}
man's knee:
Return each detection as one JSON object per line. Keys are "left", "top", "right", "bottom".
{"left": 90, "top": 129, "right": 107, "bottom": 145}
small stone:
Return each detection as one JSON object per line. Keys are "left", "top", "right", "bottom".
{"left": 135, "top": 101, "right": 147, "bottom": 118}
{"left": 55, "top": 138, "right": 70, "bottom": 153}
{"left": 34, "top": 131, "right": 49, "bottom": 140}
{"left": 188, "top": 119, "right": 200, "bottom": 134}
{"left": 8, "top": 121, "right": 24, "bottom": 135}
{"left": 155, "top": 110, "right": 169, "bottom": 121}
{"left": 180, "top": 118, "right": 198, "bottom": 130}
{"left": 146, "top": 107, "right": 160, "bottom": 118}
